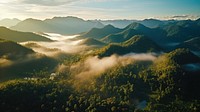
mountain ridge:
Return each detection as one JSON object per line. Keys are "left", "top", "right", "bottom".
{"left": 11, "top": 16, "right": 104, "bottom": 35}
{"left": 0, "top": 27, "right": 52, "bottom": 42}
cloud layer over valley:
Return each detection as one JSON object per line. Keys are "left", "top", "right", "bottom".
{"left": 20, "top": 33, "right": 91, "bottom": 57}
{"left": 69, "top": 53, "right": 157, "bottom": 86}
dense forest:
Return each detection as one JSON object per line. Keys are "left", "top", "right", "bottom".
{"left": 0, "top": 17, "right": 200, "bottom": 112}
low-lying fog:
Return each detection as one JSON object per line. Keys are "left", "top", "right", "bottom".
{"left": 20, "top": 33, "right": 90, "bottom": 56}
{"left": 18, "top": 32, "right": 160, "bottom": 81}
{"left": 17, "top": 32, "right": 200, "bottom": 83}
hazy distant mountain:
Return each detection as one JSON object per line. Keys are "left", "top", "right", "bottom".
{"left": 100, "top": 19, "right": 175, "bottom": 28}
{"left": 98, "top": 35, "right": 162, "bottom": 57}
{"left": 0, "top": 27, "right": 52, "bottom": 42}
{"left": 81, "top": 24, "right": 122, "bottom": 39}
{"left": 11, "top": 16, "right": 104, "bottom": 35}
{"left": 0, "top": 18, "right": 21, "bottom": 27}
{"left": 100, "top": 20, "right": 137, "bottom": 28}
{"left": 137, "top": 19, "right": 165, "bottom": 28}
{"left": 10, "top": 18, "right": 53, "bottom": 33}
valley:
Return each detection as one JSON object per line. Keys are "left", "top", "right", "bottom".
{"left": 0, "top": 17, "right": 200, "bottom": 112}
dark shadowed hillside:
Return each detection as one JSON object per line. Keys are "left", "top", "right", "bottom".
{"left": 0, "top": 39, "right": 34, "bottom": 58}
{"left": 0, "top": 39, "right": 57, "bottom": 82}
{"left": 0, "top": 27, "right": 52, "bottom": 42}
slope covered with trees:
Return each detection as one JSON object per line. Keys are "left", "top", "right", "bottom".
{"left": 0, "top": 27, "right": 52, "bottom": 42}
{"left": 0, "top": 49, "right": 199, "bottom": 112}
{"left": 0, "top": 17, "right": 200, "bottom": 112}
{"left": 81, "top": 24, "right": 122, "bottom": 39}
{"left": 0, "top": 39, "right": 57, "bottom": 82}
{"left": 98, "top": 35, "right": 162, "bottom": 57}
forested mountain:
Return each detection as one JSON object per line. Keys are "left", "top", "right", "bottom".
{"left": 101, "top": 22, "right": 165, "bottom": 43}
{"left": 0, "top": 27, "right": 52, "bottom": 42}
{"left": 80, "top": 24, "right": 122, "bottom": 39}
{"left": 83, "top": 19, "right": 200, "bottom": 53}
{"left": 0, "top": 48, "right": 199, "bottom": 112}
{"left": 162, "top": 19, "right": 200, "bottom": 42}
{"left": 0, "top": 39, "right": 34, "bottom": 57}
{"left": 78, "top": 38, "right": 106, "bottom": 47}
{"left": 0, "top": 39, "right": 57, "bottom": 81}
{"left": 11, "top": 17, "right": 104, "bottom": 35}
{"left": 174, "top": 37, "right": 200, "bottom": 52}
{"left": 0, "top": 17, "right": 200, "bottom": 112}
{"left": 98, "top": 35, "right": 162, "bottom": 57}
{"left": 101, "top": 23, "right": 144, "bottom": 43}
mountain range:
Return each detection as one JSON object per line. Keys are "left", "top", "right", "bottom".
{"left": 0, "top": 16, "right": 200, "bottom": 111}
{"left": 97, "top": 35, "right": 162, "bottom": 57}
{"left": 100, "top": 19, "right": 176, "bottom": 28}
{"left": 80, "top": 24, "right": 122, "bottom": 39}
{"left": 0, "top": 17, "right": 180, "bottom": 35}
{"left": 10, "top": 16, "right": 104, "bottom": 35}
{"left": 0, "top": 18, "right": 21, "bottom": 27}
{"left": 81, "top": 18, "right": 200, "bottom": 54}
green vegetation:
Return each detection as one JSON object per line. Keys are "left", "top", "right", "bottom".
{"left": 0, "top": 39, "right": 58, "bottom": 81}
{"left": 141, "top": 48, "right": 200, "bottom": 111}
{"left": 0, "top": 18, "right": 200, "bottom": 111}
{"left": 78, "top": 38, "right": 106, "bottom": 47}
{"left": 176, "top": 37, "right": 200, "bottom": 51}
{"left": 0, "top": 79, "right": 72, "bottom": 112}
{"left": 101, "top": 23, "right": 145, "bottom": 43}
{"left": 81, "top": 24, "right": 122, "bottom": 39}
{"left": 0, "top": 39, "right": 34, "bottom": 57}
{"left": 0, "top": 27, "right": 52, "bottom": 42}
{"left": 97, "top": 35, "right": 162, "bottom": 57}
{"left": 0, "top": 48, "right": 199, "bottom": 111}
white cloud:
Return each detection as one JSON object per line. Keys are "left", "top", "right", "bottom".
{"left": 155, "top": 15, "right": 200, "bottom": 20}
{"left": 19, "top": 0, "right": 78, "bottom": 6}
{"left": 0, "top": 0, "right": 125, "bottom": 20}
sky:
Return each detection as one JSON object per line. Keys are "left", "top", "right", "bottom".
{"left": 0, "top": 0, "right": 200, "bottom": 20}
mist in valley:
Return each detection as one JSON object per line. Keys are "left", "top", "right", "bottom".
{"left": 20, "top": 33, "right": 90, "bottom": 56}
{"left": 0, "top": 0, "right": 200, "bottom": 111}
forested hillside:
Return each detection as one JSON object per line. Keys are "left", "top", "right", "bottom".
{"left": 0, "top": 17, "right": 200, "bottom": 112}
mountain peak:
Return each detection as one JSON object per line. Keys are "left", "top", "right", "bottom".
{"left": 143, "top": 18, "right": 161, "bottom": 22}
{"left": 125, "top": 22, "right": 147, "bottom": 30}
{"left": 0, "top": 27, "right": 52, "bottom": 42}
{"left": 51, "top": 16, "right": 84, "bottom": 21}
{"left": 98, "top": 35, "right": 162, "bottom": 57}
{"left": 103, "top": 24, "right": 116, "bottom": 30}
{"left": 166, "top": 48, "right": 200, "bottom": 65}
{"left": 81, "top": 24, "right": 121, "bottom": 39}
{"left": 21, "top": 18, "right": 44, "bottom": 24}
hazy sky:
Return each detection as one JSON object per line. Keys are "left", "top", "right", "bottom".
{"left": 0, "top": 0, "right": 200, "bottom": 20}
